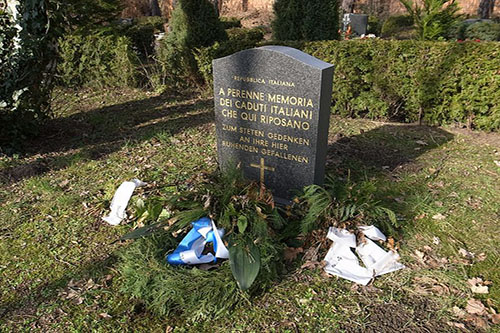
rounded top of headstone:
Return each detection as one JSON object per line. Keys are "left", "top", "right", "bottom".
{"left": 213, "top": 45, "right": 334, "bottom": 70}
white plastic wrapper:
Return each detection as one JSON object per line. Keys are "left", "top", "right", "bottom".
{"left": 323, "top": 225, "right": 404, "bottom": 285}
{"left": 102, "top": 179, "right": 146, "bottom": 226}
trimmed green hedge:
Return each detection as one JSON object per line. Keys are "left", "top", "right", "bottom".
{"left": 201, "top": 39, "right": 499, "bottom": 130}
{"left": 302, "top": 40, "right": 500, "bottom": 130}
{"left": 58, "top": 34, "right": 137, "bottom": 88}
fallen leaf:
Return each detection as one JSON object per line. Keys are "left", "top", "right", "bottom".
{"left": 283, "top": 247, "right": 303, "bottom": 262}
{"left": 300, "top": 261, "right": 319, "bottom": 270}
{"left": 415, "top": 250, "right": 425, "bottom": 260}
{"left": 470, "top": 316, "right": 489, "bottom": 330}
{"left": 59, "top": 179, "right": 70, "bottom": 188}
{"left": 447, "top": 321, "right": 466, "bottom": 329}
{"left": 432, "top": 213, "right": 446, "bottom": 220}
{"left": 471, "top": 285, "right": 489, "bottom": 294}
{"left": 491, "top": 313, "right": 500, "bottom": 324}
{"left": 459, "top": 248, "right": 475, "bottom": 259}
{"left": 99, "top": 313, "right": 112, "bottom": 319}
{"left": 467, "top": 277, "right": 483, "bottom": 286}
{"left": 476, "top": 253, "right": 487, "bottom": 262}
{"left": 414, "top": 213, "right": 426, "bottom": 220}
{"left": 466, "top": 299, "right": 486, "bottom": 315}
{"left": 452, "top": 306, "right": 466, "bottom": 318}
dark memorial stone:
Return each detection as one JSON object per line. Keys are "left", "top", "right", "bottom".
{"left": 213, "top": 46, "right": 334, "bottom": 202}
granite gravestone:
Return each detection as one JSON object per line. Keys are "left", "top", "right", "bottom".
{"left": 213, "top": 46, "right": 334, "bottom": 202}
{"left": 343, "top": 14, "right": 368, "bottom": 36}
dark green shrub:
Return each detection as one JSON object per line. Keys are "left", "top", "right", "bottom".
{"left": 122, "top": 17, "right": 166, "bottom": 59}
{"left": 1, "top": 1, "right": 54, "bottom": 147}
{"left": 465, "top": 21, "right": 500, "bottom": 41}
{"left": 195, "top": 28, "right": 264, "bottom": 87}
{"left": 57, "top": 34, "right": 137, "bottom": 88}
{"left": 135, "top": 16, "right": 166, "bottom": 31}
{"left": 272, "top": 0, "right": 304, "bottom": 40}
{"left": 272, "top": 0, "right": 339, "bottom": 41}
{"left": 157, "top": 0, "right": 227, "bottom": 85}
{"left": 220, "top": 16, "right": 242, "bottom": 29}
{"left": 367, "top": 15, "right": 382, "bottom": 36}
{"left": 302, "top": 0, "right": 340, "bottom": 40}
{"left": 381, "top": 15, "right": 414, "bottom": 38}
{"left": 446, "top": 21, "right": 467, "bottom": 40}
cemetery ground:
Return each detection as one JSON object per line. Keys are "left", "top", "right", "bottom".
{"left": 0, "top": 87, "right": 499, "bottom": 332}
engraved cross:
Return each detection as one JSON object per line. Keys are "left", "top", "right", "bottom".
{"left": 250, "top": 158, "right": 275, "bottom": 184}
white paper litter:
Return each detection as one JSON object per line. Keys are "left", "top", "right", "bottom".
{"left": 359, "top": 225, "right": 387, "bottom": 241}
{"left": 323, "top": 225, "right": 404, "bottom": 285}
{"left": 102, "top": 179, "right": 146, "bottom": 226}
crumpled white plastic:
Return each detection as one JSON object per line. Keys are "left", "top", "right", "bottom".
{"left": 102, "top": 179, "right": 146, "bottom": 226}
{"left": 323, "top": 225, "right": 404, "bottom": 285}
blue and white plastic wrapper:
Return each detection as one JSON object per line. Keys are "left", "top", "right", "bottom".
{"left": 102, "top": 179, "right": 147, "bottom": 226}
{"left": 324, "top": 225, "right": 404, "bottom": 285}
{"left": 167, "top": 217, "right": 229, "bottom": 265}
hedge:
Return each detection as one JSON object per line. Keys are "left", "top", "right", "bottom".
{"left": 58, "top": 34, "right": 137, "bottom": 88}
{"left": 199, "top": 39, "right": 500, "bottom": 131}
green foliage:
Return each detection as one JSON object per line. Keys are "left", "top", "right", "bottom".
{"left": 299, "top": 40, "right": 500, "bottom": 130}
{"left": 272, "top": 0, "right": 304, "bottom": 40}
{"left": 399, "top": 0, "right": 462, "bottom": 40}
{"left": 118, "top": 233, "right": 242, "bottom": 321}
{"left": 195, "top": 27, "right": 265, "bottom": 87}
{"left": 381, "top": 15, "right": 415, "bottom": 38}
{"left": 272, "top": 0, "right": 339, "bottom": 41}
{"left": 122, "top": 17, "right": 166, "bottom": 60}
{"left": 156, "top": 0, "right": 227, "bottom": 85}
{"left": 367, "top": 15, "right": 383, "bottom": 36}
{"left": 1, "top": 1, "right": 53, "bottom": 146}
{"left": 118, "top": 167, "right": 284, "bottom": 319}
{"left": 299, "top": 175, "right": 399, "bottom": 235}
{"left": 220, "top": 17, "right": 242, "bottom": 29}
{"left": 57, "top": 33, "right": 137, "bottom": 88}
{"left": 302, "top": 0, "right": 340, "bottom": 41}
{"left": 464, "top": 21, "right": 500, "bottom": 41}
{"left": 229, "top": 239, "right": 261, "bottom": 291}
{"left": 0, "top": 0, "right": 122, "bottom": 148}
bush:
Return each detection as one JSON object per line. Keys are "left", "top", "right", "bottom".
{"left": 272, "top": 0, "right": 304, "bottom": 40}
{"left": 367, "top": 15, "right": 383, "bottom": 36}
{"left": 465, "top": 21, "right": 500, "bottom": 41}
{"left": 381, "top": 15, "right": 414, "bottom": 38}
{"left": 399, "top": 0, "right": 462, "bottom": 40}
{"left": 58, "top": 34, "right": 137, "bottom": 88}
{"left": 220, "top": 17, "right": 242, "bottom": 29}
{"left": 302, "top": 0, "right": 340, "bottom": 41}
{"left": 272, "top": 0, "right": 339, "bottom": 41}
{"left": 0, "top": 1, "right": 54, "bottom": 147}
{"left": 195, "top": 28, "right": 264, "bottom": 87}
{"left": 156, "top": 0, "right": 227, "bottom": 85}
{"left": 122, "top": 17, "right": 166, "bottom": 60}
{"left": 301, "top": 40, "right": 500, "bottom": 130}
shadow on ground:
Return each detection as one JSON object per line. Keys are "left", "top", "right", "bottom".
{"left": 0, "top": 93, "right": 214, "bottom": 185}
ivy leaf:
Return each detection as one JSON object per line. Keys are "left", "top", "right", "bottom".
{"left": 229, "top": 241, "right": 260, "bottom": 291}
{"left": 237, "top": 215, "right": 248, "bottom": 234}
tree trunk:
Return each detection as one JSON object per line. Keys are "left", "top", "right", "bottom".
{"left": 150, "top": 0, "right": 162, "bottom": 16}
{"left": 477, "top": 0, "right": 495, "bottom": 19}
{"left": 342, "top": 0, "right": 355, "bottom": 13}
